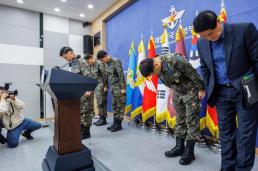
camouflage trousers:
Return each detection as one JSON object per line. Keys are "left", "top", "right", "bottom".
{"left": 95, "top": 83, "right": 107, "bottom": 116}
{"left": 80, "top": 92, "right": 94, "bottom": 127}
{"left": 173, "top": 90, "right": 200, "bottom": 140}
{"left": 111, "top": 86, "right": 126, "bottom": 120}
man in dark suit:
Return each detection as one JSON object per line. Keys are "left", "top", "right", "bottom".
{"left": 193, "top": 10, "right": 258, "bottom": 171}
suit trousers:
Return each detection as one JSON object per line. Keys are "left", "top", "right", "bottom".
{"left": 215, "top": 85, "right": 258, "bottom": 171}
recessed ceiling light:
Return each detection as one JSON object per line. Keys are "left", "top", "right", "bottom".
{"left": 88, "top": 4, "right": 93, "bottom": 9}
{"left": 61, "top": 0, "right": 66, "bottom": 2}
{"left": 17, "top": 0, "right": 23, "bottom": 4}
{"left": 79, "top": 13, "right": 85, "bottom": 18}
{"left": 54, "top": 8, "right": 60, "bottom": 12}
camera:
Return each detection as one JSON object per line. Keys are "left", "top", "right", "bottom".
{"left": 1, "top": 83, "right": 18, "bottom": 98}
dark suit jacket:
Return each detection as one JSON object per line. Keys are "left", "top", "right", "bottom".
{"left": 197, "top": 23, "right": 258, "bottom": 107}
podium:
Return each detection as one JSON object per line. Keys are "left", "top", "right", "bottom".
{"left": 39, "top": 69, "right": 98, "bottom": 171}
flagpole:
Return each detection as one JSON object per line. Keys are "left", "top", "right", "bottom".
{"left": 150, "top": 115, "right": 157, "bottom": 131}
{"left": 141, "top": 120, "right": 146, "bottom": 129}
{"left": 161, "top": 119, "right": 171, "bottom": 135}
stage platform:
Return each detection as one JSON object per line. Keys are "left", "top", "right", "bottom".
{"left": 0, "top": 116, "right": 258, "bottom": 171}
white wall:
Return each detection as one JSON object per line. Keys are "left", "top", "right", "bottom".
{"left": 43, "top": 14, "right": 90, "bottom": 118}
{"left": 43, "top": 14, "right": 69, "bottom": 34}
{"left": 0, "top": 5, "right": 90, "bottom": 119}
{"left": 0, "top": 5, "right": 41, "bottom": 119}
{"left": 0, "top": 43, "right": 43, "bottom": 65}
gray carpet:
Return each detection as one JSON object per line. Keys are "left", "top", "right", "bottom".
{"left": 86, "top": 117, "right": 258, "bottom": 171}
{"left": 0, "top": 117, "right": 257, "bottom": 171}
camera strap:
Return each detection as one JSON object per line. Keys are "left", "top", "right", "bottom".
{"left": 8, "top": 102, "right": 15, "bottom": 128}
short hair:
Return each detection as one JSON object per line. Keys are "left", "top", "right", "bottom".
{"left": 97, "top": 50, "right": 108, "bottom": 59}
{"left": 0, "top": 86, "right": 4, "bottom": 90}
{"left": 193, "top": 10, "right": 218, "bottom": 33}
{"left": 63, "top": 47, "right": 73, "bottom": 55}
{"left": 59, "top": 46, "right": 67, "bottom": 57}
{"left": 139, "top": 58, "right": 154, "bottom": 77}
{"left": 84, "top": 54, "right": 93, "bottom": 60}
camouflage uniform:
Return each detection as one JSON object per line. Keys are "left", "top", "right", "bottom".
{"left": 94, "top": 63, "right": 108, "bottom": 117}
{"left": 81, "top": 60, "right": 108, "bottom": 123}
{"left": 71, "top": 58, "right": 95, "bottom": 127}
{"left": 105, "top": 58, "right": 126, "bottom": 120}
{"left": 158, "top": 53, "right": 203, "bottom": 140}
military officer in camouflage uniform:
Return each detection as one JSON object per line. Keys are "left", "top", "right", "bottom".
{"left": 97, "top": 50, "right": 126, "bottom": 132}
{"left": 93, "top": 80, "right": 108, "bottom": 126}
{"left": 139, "top": 53, "right": 205, "bottom": 165}
{"left": 61, "top": 47, "right": 93, "bottom": 139}
{"left": 82, "top": 54, "right": 108, "bottom": 127}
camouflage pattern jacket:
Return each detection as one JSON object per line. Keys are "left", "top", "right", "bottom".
{"left": 81, "top": 60, "right": 108, "bottom": 87}
{"left": 105, "top": 58, "right": 125, "bottom": 89}
{"left": 71, "top": 58, "right": 108, "bottom": 87}
{"left": 158, "top": 53, "right": 204, "bottom": 95}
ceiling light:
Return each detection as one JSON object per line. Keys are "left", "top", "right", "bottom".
{"left": 17, "top": 0, "right": 23, "bottom": 4}
{"left": 61, "top": 0, "right": 66, "bottom": 2}
{"left": 79, "top": 13, "right": 85, "bottom": 18}
{"left": 54, "top": 8, "right": 60, "bottom": 12}
{"left": 88, "top": 4, "right": 93, "bottom": 9}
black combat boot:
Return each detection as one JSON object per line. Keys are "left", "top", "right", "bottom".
{"left": 107, "top": 118, "right": 116, "bottom": 130}
{"left": 179, "top": 139, "right": 196, "bottom": 165}
{"left": 0, "top": 133, "right": 6, "bottom": 144}
{"left": 22, "top": 131, "right": 34, "bottom": 140}
{"left": 81, "top": 124, "right": 85, "bottom": 136}
{"left": 94, "top": 115, "right": 107, "bottom": 126}
{"left": 110, "top": 119, "right": 122, "bottom": 132}
{"left": 165, "top": 137, "right": 185, "bottom": 157}
{"left": 82, "top": 126, "right": 91, "bottom": 140}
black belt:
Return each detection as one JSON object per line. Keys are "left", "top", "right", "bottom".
{"left": 216, "top": 83, "right": 233, "bottom": 88}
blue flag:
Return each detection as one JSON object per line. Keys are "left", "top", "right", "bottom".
{"left": 125, "top": 42, "right": 137, "bottom": 116}
{"left": 130, "top": 40, "right": 146, "bottom": 121}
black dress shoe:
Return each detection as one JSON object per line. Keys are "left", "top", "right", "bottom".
{"left": 0, "top": 133, "right": 6, "bottom": 144}
{"left": 22, "top": 131, "right": 33, "bottom": 140}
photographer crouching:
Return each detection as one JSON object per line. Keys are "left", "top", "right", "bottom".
{"left": 0, "top": 85, "right": 42, "bottom": 148}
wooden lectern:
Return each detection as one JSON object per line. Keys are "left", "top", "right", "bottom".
{"left": 39, "top": 68, "right": 97, "bottom": 171}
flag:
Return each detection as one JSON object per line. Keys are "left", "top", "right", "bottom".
{"left": 218, "top": 0, "right": 227, "bottom": 23}
{"left": 161, "top": 29, "right": 170, "bottom": 55}
{"left": 206, "top": 106, "right": 219, "bottom": 138}
{"left": 125, "top": 42, "right": 137, "bottom": 116}
{"left": 189, "top": 29, "right": 201, "bottom": 74}
{"left": 175, "top": 24, "right": 186, "bottom": 56}
{"left": 167, "top": 89, "right": 177, "bottom": 128}
{"left": 156, "top": 28, "right": 171, "bottom": 123}
{"left": 156, "top": 82, "right": 170, "bottom": 123}
{"left": 142, "top": 35, "right": 158, "bottom": 122}
{"left": 130, "top": 39, "right": 146, "bottom": 120}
